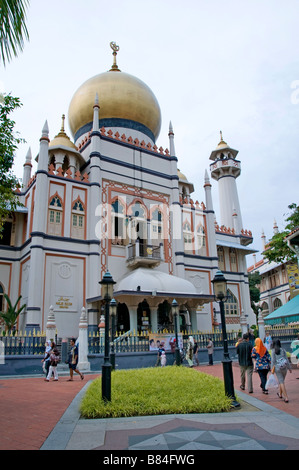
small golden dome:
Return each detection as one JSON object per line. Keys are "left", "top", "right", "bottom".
{"left": 68, "top": 44, "right": 161, "bottom": 142}
{"left": 178, "top": 169, "right": 187, "bottom": 181}
{"left": 49, "top": 115, "right": 78, "bottom": 151}
{"left": 216, "top": 130, "right": 229, "bottom": 150}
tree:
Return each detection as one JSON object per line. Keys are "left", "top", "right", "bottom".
{"left": 0, "top": 293, "right": 26, "bottom": 334}
{"left": 0, "top": 0, "right": 30, "bottom": 66}
{"left": 248, "top": 271, "right": 261, "bottom": 322}
{"left": 0, "top": 93, "right": 24, "bottom": 235}
{"left": 264, "top": 203, "right": 299, "bottom": 264}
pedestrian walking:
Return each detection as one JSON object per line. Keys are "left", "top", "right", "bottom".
{"left": 251, "top": 337, "right": 271, "bottom": 394}
{"left": 264, "top": 331, "right": 272, "bottom": 351}
{"left": 41, "top": 340, "right": 52, "bottom": 377}
{"left": 67, "top": 338, "right": 84, "bottom": 381}
{"left": 160, "top": 350, "right": 167, "bottom": 367}
{"left": 45, "top": 347, "right": 60, "bottom": 382}
{"left": 193, "top": 341, "right": 200, "bottom": 366}
{"left": 271, "top": 338, "right": 292, "bottom": 402}
{"left": 207, "top": 338, "right": 214, "bottom": 365}
{"left": 236, "top": 333, "right": 253, "bottom": 393}
{"left": 155, "top": 342, "right": 165, "bottom": 366}
{"left": 185, "top": 336, "right": 194, "bottom": 367}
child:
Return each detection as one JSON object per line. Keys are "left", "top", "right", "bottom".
{"left": 45, "top": 347, "right": 60, "bottom": 382}
{"left": 161, "top": 350, "right": 167, "bottom": 367}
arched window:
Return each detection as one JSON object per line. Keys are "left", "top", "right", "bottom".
{"left": 71, "top": 198, "right": 85, "bottom": 239}
{"left": 111, "top": 199, "right": 126, "bottom": 245}
{"left": 261, "top": 301, "right": 269, "bottom": 316}
{"left": 224, "top": 289, "right": 238, "bottom": 316}
{"left": 129, "top": 201, "right": 147, "bottom": 242}
{"left": 48, "top": 194, "right": 63, "bottom": 236}
{"left": 0, "top": 284, "right": 4, "bottom": 313}
{"left": 0, "top": 214, "right": 16, "bottom": 246}
{"left": 183, "top": 221, "right": 193, "bottom": 252}
{"left": 273, "top": 298, "right": 282, "bottom": 311}
{"left": 62, "top": 155, "right": 69, "bottom": 174}
{"left": 229, "top": 248, "right": 238, "bottom": 272}
{"left": 151, "top": 209, "right": 163, "bottom": 244}
{"left": 196, "top": 224, "right": 206, "bottom": 255}
{"left": 217, "top": 246, "right": 225, "bottom": 271}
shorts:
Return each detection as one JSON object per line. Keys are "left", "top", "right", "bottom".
{"left": 69, "top": 363, "right": 78, "bottom": 370}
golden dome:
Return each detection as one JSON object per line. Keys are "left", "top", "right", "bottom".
{"left": 49, "top": 115, "right": 78, "bottom": 152}
{"left": 68, "top": 69, "right": 161, "bottom": 143}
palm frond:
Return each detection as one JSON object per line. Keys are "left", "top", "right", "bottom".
{"left": 0, "top": 0, "right": 30, "bottom": 66}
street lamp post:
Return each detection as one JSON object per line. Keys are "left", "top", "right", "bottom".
{"left": 172, "top": 299, "right": 181, "bottom": 366}
{"left": 110, "top": 298, "right": 117, "bottom": 370}
{"left": 212, "top": 270, "right": 240, "bottom": 408}
{"left": 99, "top": 271, "right": 116, "bottom": 402}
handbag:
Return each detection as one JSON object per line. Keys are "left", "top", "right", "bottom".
{"left": 265, "top": 373, "right": 278, "bottom": 389}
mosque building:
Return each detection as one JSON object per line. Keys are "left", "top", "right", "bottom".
{"left": 0, "top": 43, "right": 256, "bottom": 338}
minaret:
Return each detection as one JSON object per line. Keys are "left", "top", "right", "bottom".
{"left": 25, "top": 121, "right": 50, "bottom": 333}
{"left": 203, "top": 170, "right": 217, "bottom": 261}
{"left": 22, "top": 147, "right": 32, "bottom": 189}
{"left": 209, "top": 131, "right": 243, "bottom": 233}
{"left": 261, "top": 230, "right": 266, "bottom": 250}
{"left": 87, "top": 94, "right": 102, "bottom": 311}
{"left": 273, "top": 219, "right": 279, "bottom": 234}
{"left": 168, "top": 121, "right": 184, "bottom": 277}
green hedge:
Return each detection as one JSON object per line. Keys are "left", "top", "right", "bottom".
{"left": 80, "top": 367, "right": 232, "bottom": 418}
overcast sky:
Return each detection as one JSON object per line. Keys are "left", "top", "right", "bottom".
{"left": 1, "top": 0, "right": 299, "bottom": 266}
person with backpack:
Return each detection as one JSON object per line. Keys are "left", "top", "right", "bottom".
{"left": 44, "top": 347, "right": 60, "bottom": 382}
{"left": 251, "top": 337, "right": 271, "bottom": 394}
{"left": 271, "top": 338, "right": 292, "bottom": 403}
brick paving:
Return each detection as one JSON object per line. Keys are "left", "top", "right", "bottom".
{"left": 0, "top": 362, "right": 298, "bottom": 450}
{"left": 197, "top": 362, "right": 299, "bottom": 419}
{"left": 0, "top": 373, "right": 99, "bottom": 450}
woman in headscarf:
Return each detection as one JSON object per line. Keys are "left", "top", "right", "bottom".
{"left": 251, "top": 337, "right": 271, "bottom": 394}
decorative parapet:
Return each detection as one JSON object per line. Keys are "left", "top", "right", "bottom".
{"left": 48, "top": 164, "right": 89, "bottom": 183}
{"left": 179, "top": 196, "right": 206, "bottom": 210}
{"left": 77, "top": 126, "right": 171, "bottom": 157}
{"left": 214, "top": 221, "right": 252, "bottom": 237}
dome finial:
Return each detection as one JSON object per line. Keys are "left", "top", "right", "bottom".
{"left": 60, "top": 114, "right": 65, "bottom": 132}
{"left": 109, "top": 41, "right": 120, "bottom": 71}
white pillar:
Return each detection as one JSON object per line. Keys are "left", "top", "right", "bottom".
{"left": 78, "top": 307, "right": 90, "bottom": 371}
{"left": 258, "top": 311, "right": 265, "bottom": 343}
{"left": 46, "top": 305, "right": 56, "bottom": 342}
{"left": 240, "top": 309, "right": 248, "bottom": 335}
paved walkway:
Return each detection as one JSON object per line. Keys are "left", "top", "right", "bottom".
{"left": 0, "top": 362, "right": 299, "bottom": 451}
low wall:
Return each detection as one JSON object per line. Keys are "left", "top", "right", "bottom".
{"left": 0, "top": 342, "right": 294, "bottom": 376}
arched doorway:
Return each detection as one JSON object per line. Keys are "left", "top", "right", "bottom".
{"left": 117, "top": 303, "right": 130, "bottom": 333}
{"left": 157, "top": 300, "right": 172, "bottom": 330}
{"left": 137, "top": 299, "right": 151, "bottom": 333}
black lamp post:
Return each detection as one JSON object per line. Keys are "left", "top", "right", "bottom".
{"left": 212, "top": 270, "right": 240, "bottom": 408}
{"left": 99, "top": 270, "right": 116, "bottom": 402}
{"left": 110, "top": 298, "right": 117, "bottom": 370}
{"left": 172, "top": 299, "right": 181, "bottom": 366}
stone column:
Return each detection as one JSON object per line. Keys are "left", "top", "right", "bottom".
{"left": 78, "top": 307, "right": 90, "bottom": 371}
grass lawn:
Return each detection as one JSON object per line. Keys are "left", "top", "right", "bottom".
{"left": 80, "top": 366, "right": 232, "bottom": 418}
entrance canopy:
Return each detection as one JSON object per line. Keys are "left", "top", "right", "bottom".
{"left": 114, "top": 267, "right": 213, "bottom": 302}
{"left": 264, "top": 295, "right": 299, "bottom": 325}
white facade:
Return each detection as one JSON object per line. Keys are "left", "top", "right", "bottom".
{"left": 0, "top": 50, "right": 256, "bottom": 338}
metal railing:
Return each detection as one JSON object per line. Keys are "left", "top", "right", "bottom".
{"left": 1, "top": 325, "right": 298, "bottom": 356}
{"left": 0, "top": 332, "right": 46, "bottom": 355}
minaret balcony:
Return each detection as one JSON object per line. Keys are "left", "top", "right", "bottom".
{"left": 126, "top": 240, "right": 164, "bottom": 268}
{"left": 210, "top": 158, "right": 241, "bottom": 180}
